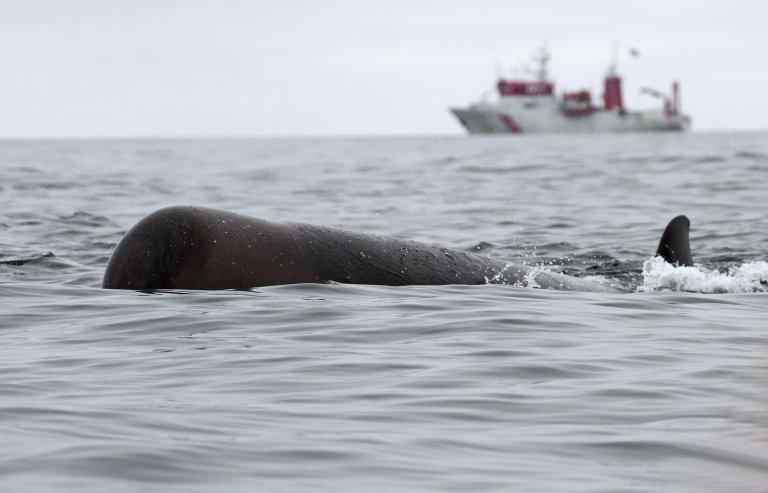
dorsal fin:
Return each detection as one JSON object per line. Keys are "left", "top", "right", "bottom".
{"left": 656, "top": 215, "right": 693, "bottom": 267}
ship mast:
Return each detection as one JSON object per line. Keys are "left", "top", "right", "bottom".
{"left": 532, "top": 46, "right": 550, "bottom": 82}
{"left": 607, "top": 40, "right": 619, "bottom": 76}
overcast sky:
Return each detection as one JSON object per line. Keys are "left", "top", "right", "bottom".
{"left": 1, "top": 0, "right": 765, "bottom": 138}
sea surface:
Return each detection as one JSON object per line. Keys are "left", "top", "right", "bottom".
{"left": 1, "top": 133, "right": 767, "bottom": 492}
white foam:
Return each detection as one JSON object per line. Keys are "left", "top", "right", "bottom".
{"left": 639, "top": 256, "right": 768, "bottom": 293}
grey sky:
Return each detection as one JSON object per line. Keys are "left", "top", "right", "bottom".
{"left": 1, "top": 0, "right": 765, "bottom": 138}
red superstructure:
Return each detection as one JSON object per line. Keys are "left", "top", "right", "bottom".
{"left": 497, "top": 80, "right": 554, "bottom": 97}
{"left": 602, "top": 74, "right": 624, "bottom": 111}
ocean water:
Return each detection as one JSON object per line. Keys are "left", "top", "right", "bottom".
{"left": 1, "top": 133, "right": 767, "bottom": 492}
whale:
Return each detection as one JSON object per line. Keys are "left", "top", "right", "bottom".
{"left": 102, "top": 206, "right": 693, "bottom": 292}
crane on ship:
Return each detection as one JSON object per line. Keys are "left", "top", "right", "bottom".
{"left": 640, "top": 82, "right": 681, "bottom": 116}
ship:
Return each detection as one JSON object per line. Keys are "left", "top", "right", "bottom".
{"left": 450, "top": 48, "right": 691, "bottom": 134}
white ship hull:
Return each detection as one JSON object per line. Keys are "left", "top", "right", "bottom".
{"left": 451, "top": 96, "right": 690, "bottom": 134}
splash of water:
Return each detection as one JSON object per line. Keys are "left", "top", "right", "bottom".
{"left": 640, "top": 256, "right": 768, "bottom": 293}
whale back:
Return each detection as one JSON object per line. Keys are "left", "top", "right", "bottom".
{"left": 102, "top": 206, "right": 514, "bottom": 290}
